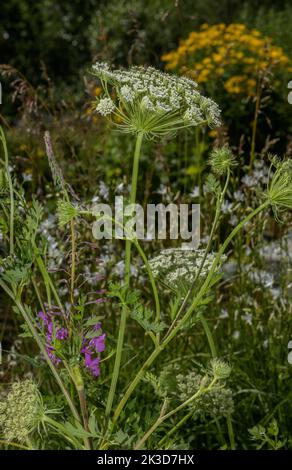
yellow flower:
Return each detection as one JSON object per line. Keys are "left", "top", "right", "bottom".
{"left": 224, "top": 76, "right": 245, "bottom": 94}
{"left": 94, "top": 86, "right": 102, "bottom": 97}
{"left": 161, "top": 23, "right": 291, "bottom": 98}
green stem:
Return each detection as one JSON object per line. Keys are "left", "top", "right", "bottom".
{"left": 44, "top": 416, "right": 84, "bottom": 449}
{"left": 134, "top": 378, "right": 217, "bottom": 449}
{"left": 112, "top": 201, "right": 270, "bottom": 425}
{"left": 199, "top": 312, "right": 233, "bottom": 448}
{"left": 227, "top": 414, "right": 236, "bottom": 450}
{"left": 35, "top": 254, "right": 64, "bottom": 313}
{"left": 249, "top": 77, "right": 261, "bottom": 171}
{"left": 71, "top": 365, "right": 92, "bottom": 450}
{"left": 0, "top": 126, "right": 14, "bottom": 254}
{"left": 158, "top": 409, "right": 193, "bottom": 448}
{"left": 0, "top": 439, "right": 31, "bottom": 450}
{"left": 199, "top": 312, "right": 217, "bottom": 358}
{"left": 113, "top": 345, "right": 163, "bottom": 423}
{"left": 166, "top": 169, "right": 230, "bottom": 338}
{"left": 32, "top": 276, "right": 46, "bottom": 313}
{"left": 0, "top": 279, "right": 81, "bottom": 424}
{"left": 70, "top": 218, "right": 76, "bottom": 306}
{"left": 105, "top": 131, "right": 144, "bottom": 417}
{"left": 133, "top": 239, "right": 161, "bottom": 327}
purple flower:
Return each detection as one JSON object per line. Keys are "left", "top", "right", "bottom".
{"left": 89, "top": 333, "right": 106, "bottom": 353}
{"left": 56, "top": 327, "right": 68, "bottom": 340}
{"left": 46, "top": 345, "right": 61, "bottom": 365}
{"left": 81, "top": 322, "right": 106, "bottom": 378}
{"left": 37, "top": 310, "right": 68, "bottom": 365}
{"left": 84, "top": 353, "right": 100, "bottom": 377}
{"left": 46, "top": 321, "right": 53, "bottom": 342}
{"left": 38, "top": 310, "right": 50, "bottom": 326}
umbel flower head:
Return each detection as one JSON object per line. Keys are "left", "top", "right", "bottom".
{"left": 176, "top": 371, "right": 234, "bottom": 418}
{"left": 92, "top": 62, "right": 221, "bottom": 139}
{"left": 148, "top": 248, "right": 226, "bottom": 291}
{"left": 266, "top": 158, "right": 292, "bottom": 220}
{"left": 0, "top": 380, "right": 45, "bottom": 442}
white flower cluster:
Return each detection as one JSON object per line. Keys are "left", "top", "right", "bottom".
{"left": 176, "top": 371, "right": 234, "bottom": 418}
{"left": 92, "top": 62, "right": 221, "bottom": 131}
{"left": 96, "top": 97, "right": 116, "bottom": 116}
{"left": 0, "top": 380, "right": 44, "bottom": 442}
{"left": 148, "top": 248, "right": 226, "bottom": 290}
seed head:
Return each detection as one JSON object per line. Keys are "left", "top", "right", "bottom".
{"left": 210, "top": 359, "right": 231, "bottom": 380}
{"left": 209, "top": 145, "right": 236, "bottom": 175}
{"left": 266, "top": 158, "right": 292, "bottom": 220}
{"left": 57, "top": 200, "right": 79, "bottom": 226}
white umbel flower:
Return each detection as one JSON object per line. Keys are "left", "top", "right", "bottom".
{"left": 148, "top": 248, "right": 226, "bottom": 290}
{"left": 96, "top": 97, "right": 116, "bottom": 116}
{"left": 92, "top": 62, "right": 221, "bottom": 139}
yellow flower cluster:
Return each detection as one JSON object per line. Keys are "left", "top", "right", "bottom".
{"left": 162, "top": 23, "right": 291, "bottom": 96}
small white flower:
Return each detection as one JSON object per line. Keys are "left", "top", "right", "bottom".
{"left": 233, "top": 330, "right": 240, "bottom": 340}
{"left": 120, "top": 85, "right": 135, "bottom": 103}
{"left": 183, "top": 106, "right": 203, "bottom": 125}
{"left": 99, "top": 181, "right": 109, "bottom": 199}
{"left": 234, "top": 190, "right": 244, "bottom": 202}
{"left": 242, "top": 312, "right": 252, "bottom": 325}
{"left": 241, "top": 174, "right": 256, "bottom": 187}
{"left": 221, "top": 200, "right": 233, "bottom": 214}
{"left": 141, "top": 96, "right": 155, "bottom": 111}
{"left": 219, "top": 309, "right": 229, "bottom": 319}
{"left": 96, "top": 97, "right": 115, "bottom": 116}
{"left": 190, "top": 186, "right": 200, "bottom": 198}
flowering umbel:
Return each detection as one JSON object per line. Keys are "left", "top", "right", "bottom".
{"left": 92, "top": 62, "right": 221, "bottom": 139}
{"left": 0, "top": 380, "right": 45, "bottom": 442}
{"left": 148, "top": 248, "right": 226, "bottom": 291}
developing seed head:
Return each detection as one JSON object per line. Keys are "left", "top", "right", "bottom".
{"left": 92, "top": 62, "right": 221, "bottom": 139}
{"left": 209, "top": 145, "right": 236, "bottom": 175}
{"left": 210, "top": 358, "right": 231, "bottom": 380}
{"left": 266, "top": 158, "right": 292, "bottom": 220}
{"left": 0, "top": 380, "right": 45, "bottom": 442}
{"left": 57, "top": 200, "right": 79, "bottom": 226}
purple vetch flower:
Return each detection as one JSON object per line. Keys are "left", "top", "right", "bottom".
{"left": 81, "top": 322, "right": 106, "bottom": 378}
{"left": 38, "top": 310, "right": 68, "bottom": 364}
{"left": 46, "top": 345, "right": 61, "bottom": 365}
{"left": 38, "top": 310, "right": 51, "bottom": 326}
{"left": 89, "top": 333, "right": 106, "bottom": 353}
{"left": 56, "top": 327, "right": 68, "bottom": 340}
{"left": 84, "top": 351, "right": 101, "bottom": 377}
